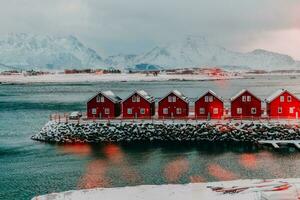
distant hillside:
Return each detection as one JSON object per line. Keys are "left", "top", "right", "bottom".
{"left": 0, "top": 33, "right": 107, "bottom": 71}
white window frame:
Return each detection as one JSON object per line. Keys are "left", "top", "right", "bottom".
{"left": 104, "top": 108, "right": 110, "bottom": 114}
{"left": 213, "top": 108, "right": 218, "bottom": 114}
{"left": 287, "top": 96, "right": 292, "bottom": 102}
{"left": 163, "top": 108, "right": 168, "bottom": 114}
{"left": 205, "top": 96, "right": 209, "bottom": 102}
{"left": 209, "top": 96, "right": 213, "bottom": 102}
{"left": 92, "top": 108, "right": 97, "bottom": 114}
{"left": 251, "top": 107, "right": 256, "bottom": 114}
{"left": 242, "top": 96, "right": 246, "bottom": 102}
{"left": 132, "top": 96, "right": 136, "bottom": 102}
{"left": 247, "top": 96, "right": 251, "bottom": 102}
{"left": 280, "top": 96, "right": 284, "bottom": 102}
{"left": 140, "top": 108, "right": 145, "bottom": 114}
{"left": 176, "top": 108, "right": 182, "bottom": 115}
{"left": 96, "top": 95, "right": 101, "bottom": 102}
{"left": 168, "top": 96, "right": 173, "bottom": 102}
{"left": 136, "top": 96, "right": 140, "bottom": 102}
{"left": 127, "top": 108, "right": 132, "bottom": 114}
{"left": 278, "top": 107, "right": 282, "bottom": 114}
{"left": 237, "top": 107, "right": 242, "bottom": 114}
{"left": 172, "top": 96, "right": 176, "bottom": 102}
{"left": 199, "top": 108, "right": 205, "bottom": 114}
{"left": 290, "top": 107, "right": 294, "bottom": 114}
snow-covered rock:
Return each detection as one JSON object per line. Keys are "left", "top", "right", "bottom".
{"left": 0, "top": 33, "right": 107, "bottom": 70}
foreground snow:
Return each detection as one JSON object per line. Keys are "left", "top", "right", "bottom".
{"left": 0, "top": 73, "right": 241, "bottom": 83}
{"left": 33, "top": 179, "right": 300, "bottom": 200}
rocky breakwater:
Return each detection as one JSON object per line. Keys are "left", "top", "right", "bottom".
{"left": 31, "top": 121, "right": 300, "bottom": 144}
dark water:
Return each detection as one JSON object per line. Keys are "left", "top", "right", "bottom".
{"left": 1, "top": 75, "right": 300, "bottom": 200}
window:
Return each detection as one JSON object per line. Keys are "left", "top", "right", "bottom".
{"left": 92, "top": 108, "right": 97, "bottom": 114}
{"left": 290, "top": 107, "right": 294, "bottom": 114}
{"left": 237, "top": 108, "right": 242, "bottom": 114}
{"left": 213, "top": 108, "right": 218, "bottom": 114}
{"left": 136, "top": 96, "right": 140, "bottom": 102}
{"left": 168, "top": 96, "right": 173, "bottom": 102}
{"left": 127, "top": 108, "right": 132, "bottom": 114}
{"left": 132, "top": 96, "right": 136, "bottom": 102}
{"left": 278, "top": 107, "right": 282, "bottom": 114}
{"left": 205, "top": 96, "right": 209, "bottom": 102}
{"left": 209, "top": 96, "right": 213, "bottom": 102}
{"left": 96, "top": 95, "right": 101, "bottom": 102}
{"left": 176, "top": 108, "right": 182, "bottom": 114}
{"left": 199, "top": 108, "right": 205, "bottom": 114}
{"left": 287, "top": 96, "right": 292, "bottom": 102}
{"left": 172, "top": 96, "right": 176, "bottom": 102}
{"left": 163, "top": 108, "right": 168, "bottom": 114}
{"left": 247, "top": 96, "right": 251, "bottom": 102}
{"left": 242, "top": 96, "right": 246, "bottom": 102}
{"left": 251, "top": 107, "right": 256, "bottom": 114}
{"left": 140, "top": 108, "right": 145, "bottom": 114}
{"left": 104, "top": 108, "right": 110, "bottom": 114}
{"left": 280, "top": 96, "right": 284, "bottom": 102}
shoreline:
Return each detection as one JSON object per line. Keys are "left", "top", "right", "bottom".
{"left": 0, "top": 73, "right": 243, "bottom": 84}
{"left": 33, "top": 178, "right": 300, "bottom": 200}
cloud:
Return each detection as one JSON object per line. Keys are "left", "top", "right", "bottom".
{"left": 0, "top": 0, "right": 299, "bottom": 58}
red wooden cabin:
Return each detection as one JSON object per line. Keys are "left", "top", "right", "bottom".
{"left": 195, "top": 90, "right": 224, "bottom": 119}
{"left": 266, "top": 89, "right": 300, "bottom": 119}
{"left": 158, "top": 90, "right": 189, "bottom": 118}
{"left": 87, "top": 90, "right": 121, "bottom": 119}
{"left": 230, "top": 89, "right": 262, "bottom": 119}
{"left": 122, "top": 90, "right": 155, "bottom": 119}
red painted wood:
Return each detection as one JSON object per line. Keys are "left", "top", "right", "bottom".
{"left": 87, "top": 94, "right": 120, "bottom": 119}
{"left": 158, "top": 92, "right": 189, "bottom": 118}
{"left": 195, "top": 91, "right": 224, "bottom": 119}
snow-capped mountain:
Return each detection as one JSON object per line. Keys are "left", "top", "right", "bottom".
{"left": 125, "top": 36, "right": 297, "bottom": 70}
{"left": 105, "top": 54, "right": 137, "bottom": 70}
{"left": 0, "top": 33, "right": 106, "bottom": 70}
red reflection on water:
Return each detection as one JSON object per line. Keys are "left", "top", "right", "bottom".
{"left": 239, "top": 153, "right": 257, "bottom": 170}
{"left": 58, "top": 144, "right": 92, "bottom": 156}
{"left": 164, "top": 157, "right": 189, "bottom": 183}
{"left": 207, "top": 164, "right": 238, "bottom": 181}
{"left": 77, "top": 160, "right": 111, "bottom": 189}
{"left": 103, "top": 144, "right": 124, "bottom": 163}
{"left": 190, "top": 175, "right": 206, "bottom": 183}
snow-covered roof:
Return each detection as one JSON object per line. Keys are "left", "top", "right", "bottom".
{"left": 87, "top": 90, "right": 122, "bottom": 103}
{"left": 230, "top": 89, "right": 261, "bottom": 102}
{"left": 197, "top": 90, "right": 223, "bottom": 102}
{"left": 266, "top": 89, "right": 299, "bottom": 103}
{"left": 159, "top": 90, "right": 189, "bottom": 103}
{"left": 123, "top": 90, "right": 155, "bottom": 103}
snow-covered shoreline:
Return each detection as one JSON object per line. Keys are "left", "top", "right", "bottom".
{"left": 0, "top": 73, "right": 242, "bottom": 84}
{"left": 32, "top": 178, "right": 300, "bottom": 200}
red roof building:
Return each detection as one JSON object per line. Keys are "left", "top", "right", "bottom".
{"left": 230, "top": 89, "right": 262, "bottom": 119}
{"left": 195, "top": 90, "right": 224, "bottom": 119}
{"left": 158, "top": 90, "right": 189, "bottom": 118}
{"left": 266, "top": 89, "right": 300, "bottom": 119}
{"left": 87, "top": 91, "right": 121, "bottom": 119}
{"left": 122, "top": 90, "right": 155, "bottom": 119}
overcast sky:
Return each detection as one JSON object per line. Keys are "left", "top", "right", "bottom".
{"left": 0, "top": 0, "right": 299, "bottom": 59}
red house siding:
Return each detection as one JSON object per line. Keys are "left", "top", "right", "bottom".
{"left": 158, "top": 93, "right": 189, "bottom": 118}
{"left": 87, "top": 95, "right": 120, "bottom": 119}
{"left": 122, "top": 93, "right": 155, "bottom": 119}
{"left": 267, "top": 91, "right": 300, "bottom": 119}
{"left": 195, "top": 92, "right": 224, "bottom": 119}
{"left": 231, "top": 90, "right": 262, "bottom": 119}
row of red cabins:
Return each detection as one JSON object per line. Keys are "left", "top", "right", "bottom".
{"left": 87, "top": 89, "right": 300, "bottom": 120}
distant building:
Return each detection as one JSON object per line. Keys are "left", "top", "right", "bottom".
{"left": 122, "top": 90, "right": 155, "bottom": 119}
{"left": 230, "top": 89, "right": 262, "bottom": 119}
{"left": 87, "top": 91, "right": 121, "bottom": 119}
{"left": 195, "top": 90, "right": 224, "bottom": 119}
{"left": 266, "top": 89, "right": 300, "bottom": 119}
{"left": 158, "top": 90, "right": 189, "bottom": 118}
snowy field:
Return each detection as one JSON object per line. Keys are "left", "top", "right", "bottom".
{"left": 0, "top": 73, "right": 242, "bottom": 83}
{"left": 33, "top": 179, "right": 300, "bottom": 200}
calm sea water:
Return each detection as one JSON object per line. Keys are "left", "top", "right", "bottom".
{"left": 2, "top": 75, "right": 300, "bottom": 200}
